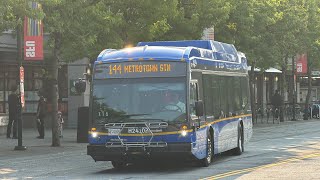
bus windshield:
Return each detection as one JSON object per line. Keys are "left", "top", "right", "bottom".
{"left": 92, "top": 77, "right": 187, "bottom": 124}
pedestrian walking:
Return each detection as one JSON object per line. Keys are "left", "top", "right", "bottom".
{"left": 36, "top": 95, "right": 46, "bottom": 139}
{"left": 6, "top": 86, "right": 19, "bottom": 139}
{"left": 271, "top": 90, "right": 282, "bottom": 120}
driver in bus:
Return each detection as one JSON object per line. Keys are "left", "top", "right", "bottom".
{"left": 163, "top": 91, "right": 186, "bottom": 113}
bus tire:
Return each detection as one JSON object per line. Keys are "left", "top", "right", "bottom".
{"left": 200, "top": 134, "right": 213, "bottom": 167}
{"left": 233, "top": 124, "right": 244, "bottom": 155}
{"left": 111, "top": 160, "right": 127, "bottom": 169}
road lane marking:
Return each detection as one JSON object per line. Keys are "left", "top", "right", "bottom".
{"left": 0, "top": 168, "right": 17, "bottom": 175}
{"left": 200, "top": 152, "right": 320, "bottom": 180}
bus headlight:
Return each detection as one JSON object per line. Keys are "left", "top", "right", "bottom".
{"left": 181, "top": 130, "right": 187, "bottom": 137}
{"left": 91, "top": 132, "right": 98, "bottom": 138}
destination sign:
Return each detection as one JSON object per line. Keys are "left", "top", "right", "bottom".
{"left": 94, "top": 61, "right": 186, "bottom": 79}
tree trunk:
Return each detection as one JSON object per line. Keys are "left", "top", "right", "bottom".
{"left": 305, "top": 56, "right": 312, "bottom": 114}
{"left": 249, "top": 61, "right": 256, "bottom": 123}
{"left": 292, "top": 56, "right": 296, "bottom": 121}
{"left": 51, "top": 32, "right": 61, "bottom": 147}
{"left": 280, "top": 55, "right": 288, "bottom": 122}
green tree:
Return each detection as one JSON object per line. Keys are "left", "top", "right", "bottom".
{"left": 152, "top": 0, "right": 231, "bottom": 40}
{"left": 215, "top": 0, "right": 280, "bottom": 121}
{"left": 300, "top": 0, "right": 320, "bottom": 110}
{"left": 217, "top": 0, "right": 313, "bottom": 122}
{"left": 41, "top": 0, "right": 123, "bottom": 146}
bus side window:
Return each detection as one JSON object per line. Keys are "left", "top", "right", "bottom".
{"left": 190, "top": 82, "right": 198, "bottom": 116}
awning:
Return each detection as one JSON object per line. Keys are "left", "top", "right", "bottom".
{"left": 248, "top": 66, "right": 282, "bottom": 73}
{"left": 265, "top": 67, "right": 282, "bottom": 73}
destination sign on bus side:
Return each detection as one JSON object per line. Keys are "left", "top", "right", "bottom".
{"left": 94, "top": 61, "right": 186, "bottom": 79}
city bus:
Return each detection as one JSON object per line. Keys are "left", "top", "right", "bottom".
{"left": 87, "top": 40, "right": 253, "bottom": 169}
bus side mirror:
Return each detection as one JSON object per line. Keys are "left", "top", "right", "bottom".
{"left": 75, "top": 79, "right": 86, "bottom": 93}
{"left": 195, "top": 101, "right": 204, "bottom": 117}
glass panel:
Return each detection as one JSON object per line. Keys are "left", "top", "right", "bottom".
{"left": 24, "top": 102, "right": 38, "bottom": 113}
{"left": 25, "top": 78, "right": 33, "bottom": 91}
{"left": 0, "top": 91, "right": 4, "bottom": 101}
{"left": 24, "top": 66, "right": 33, "bottom": 79}
{"left": 0, "top": 78, "right": 4, "bottom": 90}
{"left": 92, "top": 77, "right": 186, "bottom": 123}
{"left": 25, "top": 91, "right": 40, "bottom": 101}
{"left": 0, "top": 102, "right": 4, "bottom": 113}
{"left": 203, "top": 75, "right": 214, "bottom": 116}
{"left": 5, "top": 102, "right": 8, "bottom": 113}
{"left": 190, "top": 82, "right": 198, "bottom": 116}
{"left": 211, "top": 76, "right": 221, "bottom": 118}
{"left": 35, "top": 79, "right": 42, "bottom": 90}
{"left": 241, "top": 77, "right": 250, "bottom": 111}
{"left": 227, "top": 77, "right": 235, "bottom": 116}
{"left": 5, "top": 91, "right": 10, "bottom": 101}
{"left": 234, "top": 77, "right": 242, "bottom": 113}
{"left": 7, "top": 79, "right": 17, "bottom": 91}
{"left": 8, "top": 66, "right": 18, "bottom": 78}
{"left": 220, "top": 77, "right": 228, "bottom": 118}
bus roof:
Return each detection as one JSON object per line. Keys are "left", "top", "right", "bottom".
{"left": 137, "top": 40, "right": 214, "bottom": 50}
{"left": 96, "top": 40, "right": 241, "bottom": 64}
{"left": 96, "top": 46, "right": 187, "bottom": 62}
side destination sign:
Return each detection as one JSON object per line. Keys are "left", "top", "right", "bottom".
{"left": 94, "top": 61, "right": 186, "bottom": 79}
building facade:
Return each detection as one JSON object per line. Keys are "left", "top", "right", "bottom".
{"left": 0, "top": 31, "right": 70, "bottom": 131}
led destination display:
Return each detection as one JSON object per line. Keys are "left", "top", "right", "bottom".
{"left": 94, "top": 61, "right": 186, "bottom": 79}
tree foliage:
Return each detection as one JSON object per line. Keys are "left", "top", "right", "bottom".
{"left": 2, "top": 0, "right": 320, "bottom": 144}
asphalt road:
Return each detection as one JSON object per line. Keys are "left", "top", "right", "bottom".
{"left": 1, "top": 119, "right": 320, "bottom": 180}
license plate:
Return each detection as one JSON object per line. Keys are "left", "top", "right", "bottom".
{"left": 108, "top": 129, "right": 121, "bottom": 135}
{"left": 127, "top": 127, "right": 149, "bottom": 134}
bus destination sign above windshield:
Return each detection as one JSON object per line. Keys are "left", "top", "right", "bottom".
{"left": 94, "top": 61, "right": 186, "bottom": 79}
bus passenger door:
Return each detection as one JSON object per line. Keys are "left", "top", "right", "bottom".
{"left": 190, "top": 80, "right": 208, "bottom": 159}
{"left": 190, "top": 80, "right": 205, "bottom": 128}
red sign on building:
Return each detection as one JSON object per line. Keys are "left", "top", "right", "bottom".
{"left": 23, "top": 2, "right": 43, "bottom": 60}
{"left": 296, "top": 54, "right": 307, "bottom": 74}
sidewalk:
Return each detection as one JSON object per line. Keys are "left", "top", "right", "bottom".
{"left": 0, "top": 128, "right": 86, "bottom": 161}
{"left": 252, "top": 114, "right": 319, "bottom": 128}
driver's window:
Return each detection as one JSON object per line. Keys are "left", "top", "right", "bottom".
{"left": 190, "top": 81, "right": 198, "bottom": 116}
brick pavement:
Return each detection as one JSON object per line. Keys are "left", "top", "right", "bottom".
{"left": 0, "top": 128, "right": 86, "bottom": 161}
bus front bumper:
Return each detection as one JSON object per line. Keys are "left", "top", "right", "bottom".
{"left": 87, "top": 143, "right": 193, "bottom": 162}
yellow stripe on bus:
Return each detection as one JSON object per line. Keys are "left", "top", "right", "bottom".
{"left": 89, "top": 114, "right": 252, "bottom": 136}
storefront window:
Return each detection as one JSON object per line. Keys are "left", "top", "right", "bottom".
{"left": 0, "top": 64, "right": 45, "bottom": 113}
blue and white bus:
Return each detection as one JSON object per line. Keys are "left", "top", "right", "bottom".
{"left": 87, "top": 40, "right": 253, "bottom": 168}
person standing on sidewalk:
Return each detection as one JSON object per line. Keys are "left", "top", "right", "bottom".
{"left": 36, "top": 95, "right": 46, "bottom": 139}
{"left": 6, "top": 86, "right": 19, "bottom": 139}
{"left": 271, "top": 90, "right": 282, "bottom": 120}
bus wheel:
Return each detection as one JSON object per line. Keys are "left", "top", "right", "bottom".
{"left": 111, "top": 160, "right": 127, "bottom": 169}
{"left": 233, "top": 124, "right": 244, "bottom": 155}
{"left": 200, "top": 135, "right": 213, "bottom": 167}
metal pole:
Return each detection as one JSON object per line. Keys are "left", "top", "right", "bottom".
{"left": 14, "top": 20, "right": 26, "bottom": 151}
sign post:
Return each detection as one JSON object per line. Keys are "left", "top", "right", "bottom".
{"left": 14, "top": 66, "right": 27, "bottom": 151}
